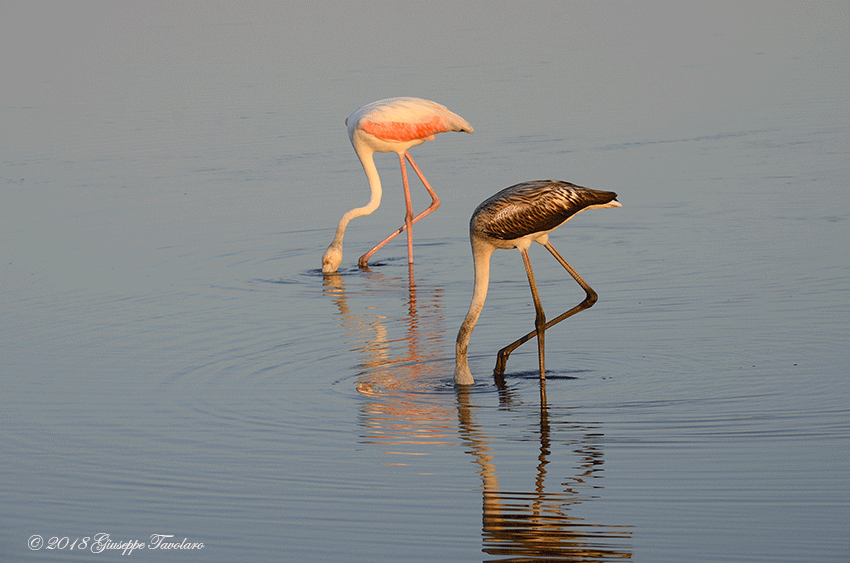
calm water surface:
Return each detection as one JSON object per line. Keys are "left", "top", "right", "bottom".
{"left": 2, "top": 2, "right": 849, "bottom": 561}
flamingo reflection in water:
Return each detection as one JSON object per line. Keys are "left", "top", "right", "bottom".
{"left": 323, "top": 268, "right": 457, "bottom": 462}
{"left": 323, "top": 268, "right": 632, "bottom": 558}
{"left": 456, "top": 384, "right": 633, "bottom": 560}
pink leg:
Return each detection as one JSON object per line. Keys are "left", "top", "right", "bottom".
{"left": 404, "top": 152, "right": 441, "bottom": 219}
{"left": 401, "top": 153, "right": 415, "bottom": 264}
{"left": 358, "top": 151, "right": 441, "bottom": 268}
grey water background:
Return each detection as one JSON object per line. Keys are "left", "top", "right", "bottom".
{"left": 2, "top": 1, "right": 849, "bottom": 561}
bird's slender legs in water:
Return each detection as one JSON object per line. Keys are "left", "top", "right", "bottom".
{"left": 358, "top": 151, "right": 442, "bottom": 268}
{"left": 400, "top": 154, "right": 415, "bottom": 264}
{"left": 520, "top": 249, "right": 547, "bottom": 379}
{"left": 493, "top": 241, "right": 599, "bottom": 378}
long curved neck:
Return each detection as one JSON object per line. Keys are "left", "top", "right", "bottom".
{"left": 330, "top": 145, "right": 383, "bottom": 248}
{"left": 454, "top": 239, "right": 495, "bottom": 385}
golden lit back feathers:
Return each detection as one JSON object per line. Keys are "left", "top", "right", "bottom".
{"left": 472, "top": 180, "right": 619, "bottom": 241}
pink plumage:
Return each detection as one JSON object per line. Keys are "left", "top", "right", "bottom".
{"left": 348, "top": 97, "right": 473, "bottom": 145}
{"left": 360, "top": 116, "right": 445, "bottom": 143}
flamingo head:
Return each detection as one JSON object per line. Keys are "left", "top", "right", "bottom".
{"left": 453, "top": 362, "right": 475, "bottom": 386}
{"left": 322, "top": 242, "right": 343, "bottom": 274}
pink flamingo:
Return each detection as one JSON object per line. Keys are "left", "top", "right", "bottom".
{"left": 454, "top": 180, "right": 621, "bottom": 385}
{"left": 322, "top": 97, "right": 473, "bottom": 274}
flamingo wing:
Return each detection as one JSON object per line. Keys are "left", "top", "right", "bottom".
{"left": 355, "top": 97, "right": 473, "bottom": 143}
{"left": 475, "top": 180, "right": 619, "bottom": 241}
